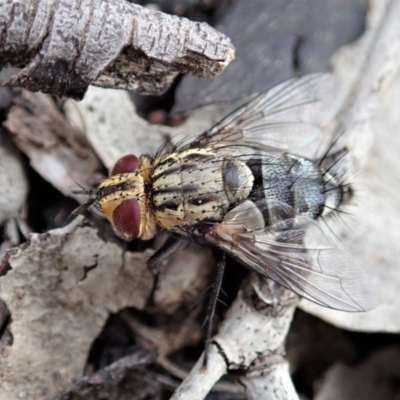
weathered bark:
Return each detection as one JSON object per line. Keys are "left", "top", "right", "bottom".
{"left": 0, "top": 0, "right": 234, "bottom": 99}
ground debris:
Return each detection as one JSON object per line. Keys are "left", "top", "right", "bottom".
{"left": 0, "top": 217, "right": 153, "bottom": 399}
{"left": 53, "top": 348, "right": 159, "bottom": 400}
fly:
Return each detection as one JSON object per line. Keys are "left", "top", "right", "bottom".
{"left": 74, "top": 74, "right": 374, "bottom": 317}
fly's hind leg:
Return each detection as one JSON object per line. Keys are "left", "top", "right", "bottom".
{"left": 202, "top": 252, "right": 226, "bottom": 370}
{"left": 147, "top": 235, "right": 182, "bottom": 275}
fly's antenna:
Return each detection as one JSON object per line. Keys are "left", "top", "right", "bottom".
{"left": 153, "top": 134, "right": 174, "bottom": 158}
{"left": 72, "top": 179, "right": 88, "bottom": 191}
{"left": 70, "top": 201, "right": 93, "bottom": 216}
{"left": 51, "top": 163, "right": 99, "bottom": 218}
{"left": 70, "top": 198, "right": 96, "bottom": 216}
{"left": 71, "top": 188, "right": 93, "bottom": 196}
{"left": 70, "top": 187, "right": 98, "bottom": 216}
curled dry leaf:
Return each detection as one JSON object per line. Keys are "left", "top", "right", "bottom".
{"left": 0, "top": 217, "right": 153, "bottom": 399}
{"left": 0, "top": 131, "right": 29, "bottom": 257}
{"left": 147, "top": 242, "right": 215, "bottom": 356}
{"left": 120, "top": 240, "right": 215, "bottom": 358}
{"left": 0, "top": 0, "right": 234, "bottom": 99}
{"left": 64, "top": 86, "right": 166, "bottom": 169}
{"left": 152, "top": 241, "right": 214, "bottom": 316}
{"left": 3, "top": 90, "right": 102, "bottom": 201}
{"left": 0, "top": 131, "right": 28, "bottom": 224}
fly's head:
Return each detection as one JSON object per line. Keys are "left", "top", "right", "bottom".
{"left": 73, "top": 154, "right": 157, "bottom": 241}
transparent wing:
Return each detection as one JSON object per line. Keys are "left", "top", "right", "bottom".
{"left": 207, "top": 201, "right": 375, "bottom": 312}
{"left": 190, "top": 74, "right": 334, "bottom": 151}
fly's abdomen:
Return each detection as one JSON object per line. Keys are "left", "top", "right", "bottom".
{"left": 151, "top": 149, "right": 254, "bottom": 230}
{"left": 247, "top": 153, "right": 345, "bottom": 225}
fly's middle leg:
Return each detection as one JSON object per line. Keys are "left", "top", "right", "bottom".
{"left": 146, "top": 235, "right": 182, "bottom": 275}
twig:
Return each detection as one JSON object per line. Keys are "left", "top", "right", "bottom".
{"left": 53, "top": 348, "right": 158, "bottom": 400}
{"left": 171, "top": 274, "right": 300, "bottom": 400}
{"left": 157, "top": 356, "right": 243, "bottom": 394}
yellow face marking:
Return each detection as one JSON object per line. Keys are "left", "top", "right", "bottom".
{"left": 97, "top": 173, "right": 144, "bottom": 221}
{"left": 97, "top": 157, "right": 158, "bottom": 240}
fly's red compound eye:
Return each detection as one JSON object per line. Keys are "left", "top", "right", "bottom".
{"left": 111, "top": 154, "right": 139, "bottom": 175}
{"left": 112, "top": 199, "right": 141, "bottom": 240}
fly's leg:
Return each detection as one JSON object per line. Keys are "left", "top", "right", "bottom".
{"left": 147, "top": 235, "right": 182, "bottom": 275}
{"left": 202, "top": 252, "right": 226, "bottom": 370}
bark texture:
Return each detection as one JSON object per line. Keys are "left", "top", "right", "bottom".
{"left": 0, "top": 0, "right": 234, "bottom": 99}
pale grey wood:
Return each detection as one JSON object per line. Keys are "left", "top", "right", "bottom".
{"left": 171, "top": 276, "right": 299, "bottom": 400}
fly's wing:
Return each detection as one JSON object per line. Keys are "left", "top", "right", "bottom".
{"left": 207, "top": 200, "right": 375, "bottom": 312}
{"left": 190, "top": 74, "right": 334, "bottom": 151}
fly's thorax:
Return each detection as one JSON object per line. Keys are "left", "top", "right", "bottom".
{"left": 151, "top": 148, "right": 254, "bottom": 231}
{"left": 97, "top": 156, "right": 157, "bottom": 241}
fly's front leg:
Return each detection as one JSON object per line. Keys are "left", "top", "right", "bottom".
{"left": 147, "top": 235, "right": 182, "bottom": 275}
